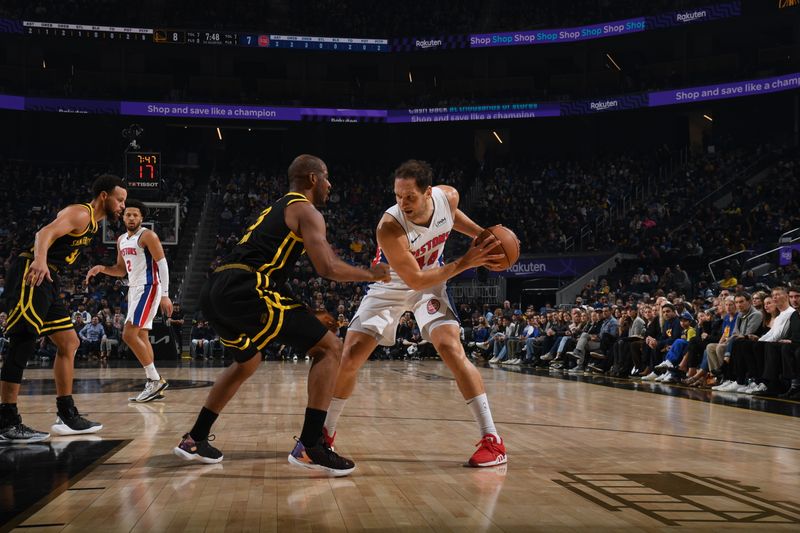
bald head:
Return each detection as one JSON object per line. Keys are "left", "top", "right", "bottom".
{"left": 288, "top": 154, "right": 326, "bottom": 187}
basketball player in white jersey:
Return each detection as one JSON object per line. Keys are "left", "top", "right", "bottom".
{"left": 324, "top": 160, "right": 509, "bottom": 467}
{"left": 86, "top": 199, "right": 172, "bottom": 402}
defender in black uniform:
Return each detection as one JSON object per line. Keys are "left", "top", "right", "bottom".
{"left": 0, "top": 175, "right": 127, "bottom": 443}
{"left": 174, "top": 155, "right": 389, "bottom": 475}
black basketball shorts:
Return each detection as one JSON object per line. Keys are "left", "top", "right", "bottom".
{"left": 200, "top": 266, "right": 329, "bottom": 362}
{"left": 5, "top": 256, "right": 74, "bottom": 336}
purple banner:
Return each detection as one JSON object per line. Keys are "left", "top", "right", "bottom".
{"left": 561, "top": 94, "right": 648, "bottom": 115}
{"left": 467, "top": 2, "right": 739, "bottom": 49}
{"left": 459, "top": 255, "right": 608, "bottom": 279}
{"left": 388, "top": 103, "right": 560, "bottom": 123}
{"left": 649, "top": 72, "right": 800, "bottom": 107}
{"left": 779, "top": 245, "right": 800, "bottom": 267}
{"left": 2, "top": 68, "right": 798, "bottom": 124}
{"left": 469, "top": 17, "right": 645, "bottom": 48}
{"left": 25, "top": 97, "right": 118, "bottom": 114}
{"left": 0, "top": 94, "right": 24, "bottom": 110}
{"left": 120, "top": 101, "right": 301, "bottom": 121}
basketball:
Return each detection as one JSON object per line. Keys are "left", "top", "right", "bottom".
{"left": 475, "top": 225, "right": 520, "bottom": 271}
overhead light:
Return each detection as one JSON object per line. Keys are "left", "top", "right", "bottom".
{"left": 248, "top": 128, "right": 252, "bottom": 131}
{"left": 216, "top": 127, "right": 223, "bottom": 140}
{"left": 703, "top": 114, "right": 713, "bottom": 122}
{"left": 605, "top": 53, "right": 621, "bottom": 71}
{"left": 42, "top": 59, "right": 46, "bottom": 69}
{"left": 408, "top": 71, "right": 413, "bottom": 83}
{"left": 492, "top": 131, "right": 503, "bottom": 144}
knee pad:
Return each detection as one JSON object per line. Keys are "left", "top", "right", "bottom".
{"left": 1, "top": 333, "right": 36, "bottom": 384}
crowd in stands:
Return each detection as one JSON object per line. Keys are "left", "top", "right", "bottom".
{"left": 463, "top": 285, "right": 800, "bottom": 399}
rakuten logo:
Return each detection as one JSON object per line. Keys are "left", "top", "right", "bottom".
{"left": 676, "top": 10, "right": 707, "bottom": 22}
{"left": 590, "top": 100, "right": 619, "bottom": 111}
{"left": 415, "top": 39, "right": 443, "bottom": 49}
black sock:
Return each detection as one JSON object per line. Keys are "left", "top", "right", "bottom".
{"left": 0, "top": 403, "right": 18, "bottom": 426}
{"left": 299, "top": 407, "right": 327, "bottom": 448}
{"left": 56, "top": 395, "right": 74, "bottom": 416}
{"left": 189, "top": 407, "right": 218, "bottom": 442}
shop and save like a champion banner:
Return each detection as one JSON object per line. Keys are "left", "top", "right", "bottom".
{"left": 2, "top": 71, "right": 798, "bottom": 123}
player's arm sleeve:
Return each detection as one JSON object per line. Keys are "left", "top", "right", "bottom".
{"left": 156, "top": 258, "right": 169, "bottom": 295}
{"left": 141, "top": 230, "right": 170, "bottom": 295}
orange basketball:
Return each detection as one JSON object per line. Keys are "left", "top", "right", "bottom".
{"left": 475, "top": 225, "right": 521, "bottom": 271}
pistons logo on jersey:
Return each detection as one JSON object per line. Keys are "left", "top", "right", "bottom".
{"left": 412, "top": 231, "right": 450, "bottom": 269}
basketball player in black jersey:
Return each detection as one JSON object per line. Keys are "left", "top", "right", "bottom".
{"left": 0, "top": 175, "right": 127, "bottom": 443}
{"left": 174, "top": 155, "right": 390, "bottom": 475}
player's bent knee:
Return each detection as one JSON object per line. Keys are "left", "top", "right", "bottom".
{"left": 57, "top": 338, "right": 80, "bottom": 356}
{"left": 309, "top": 332, "right": 343, "bottom": 363}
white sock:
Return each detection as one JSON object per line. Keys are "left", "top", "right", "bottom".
{"left": 324, "top": 397, "right": 348, "bottom": 435}
{"left": 466, "top": 393, "right": 499, "bottom": 441}
{"left": 144, "top": 363, "right": 160, "bottom": 381}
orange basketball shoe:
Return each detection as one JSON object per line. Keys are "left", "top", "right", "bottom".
{"left": 468, "top": 434, "right": 507, "bottom": 467}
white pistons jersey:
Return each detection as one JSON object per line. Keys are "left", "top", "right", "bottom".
{"left": 118, "top": 228, "right": 161, "bottom": 288}
{"left": 372, "top": 186, "right": 454, "bottom": 290}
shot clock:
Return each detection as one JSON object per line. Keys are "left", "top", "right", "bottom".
{"left": 125, "top": 152, "right": 161, "bottom": 190}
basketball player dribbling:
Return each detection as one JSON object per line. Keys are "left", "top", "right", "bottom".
{"left": 324, "top": 159, "right": 510, "bottom": 467}
{"left": 173, "top": 155, "right": 391, "bottom": 476}
{"left": 1, "top": 175, "right": 126, "bottom": 442}
{"left": 86, "top": 199, "right": 172, "bottom": 403}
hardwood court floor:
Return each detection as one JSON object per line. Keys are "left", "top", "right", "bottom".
{"left": 3, "top": 359, "right": 800, "bottom": 532}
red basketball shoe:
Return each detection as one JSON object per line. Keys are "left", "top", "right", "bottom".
{"left": 468, "top": 434, "right": 507, "bottom": 467}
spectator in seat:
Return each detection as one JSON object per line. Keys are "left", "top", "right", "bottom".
{"left": 719, "top": 269, "right": 738, "bottom": 290}
{"left": 78, "top": 315, "right": 104, "bottom": 358}
{"left": 641, "top": 303, "right": 682, "bottom": 381}
{"left": 655, "top": 311, "right": 697, "bottom": 383}
{"left": 72, "top": 303, "right": 91, "bottom": 324}
{"left": 190, "top": 320, "right": 216, "bottom": 359}
{"left": 100, "top": 321, "right": 121, "bottom": 360}
{"left": 705, "top": 297, "right": 739, "bottom": 378}
{"left": 609, "top": 305, "right": 647, "bottom": 377}
{"left": 541, "top": 308, "right": 582, "bottom": 366}
{"left": 566, "top": 310, "right": 604, "bottom": 373}
{"left": 167, "top": 302, "right": 185, "bottom": 356}
{"left": 586, "top": 306, "right": 620, "bottom": 372}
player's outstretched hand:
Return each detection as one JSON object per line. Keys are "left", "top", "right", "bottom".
{"left": 85, "top": 265, "right": 104, "bottom": 286}
{"left": 370, "top": 263, "right": 391, "bottom": 282}
{"left": 462, "top": 234, "right": 504, "bottom": 269}
{"left": 160, "top": 296, "right": 173, "bottom": 318}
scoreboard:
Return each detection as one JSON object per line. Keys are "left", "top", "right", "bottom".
{"left": 125, "top": 152, "right": 161, "bottom": 190}
{"left": 152, "top": 29, "right": 387, "bottom": 51}
{"left": 23, "top": 21, "right": 151, "bottom": 41}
